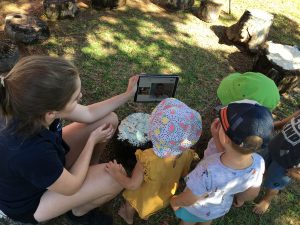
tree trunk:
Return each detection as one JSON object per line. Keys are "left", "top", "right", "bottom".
{"left": 226, "top": 9, "right": 274, "bottom": 52}
{"left": 4, "top": 13, "right": 50, "bottom": 44}
{"left": 0, "top": 40, "right": 20, "bottom": 72}
{"left": 253, "top": 41, "right": 300, "bottom": 94}
{"left": 43, "top": 0, "right": 78, "bottom": 20}
{"left": 198, "top": 0, "right": 224, "bottom": 23}
{"left": 91, "top": 0, "right": 127, "bottom": 9}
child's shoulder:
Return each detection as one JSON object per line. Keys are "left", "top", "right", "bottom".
{"left": 251, "top": 153, "right": 265, "bottom": 170}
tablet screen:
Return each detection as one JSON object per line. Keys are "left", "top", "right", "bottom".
{"left": 134, "top": 74, "right": 179, "bottom": 102}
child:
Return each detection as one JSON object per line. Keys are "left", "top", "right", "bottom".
{"left": 204, "top": 72, "right": 280, "bottom": 158}
{"left": 170, "top": 101, "right": 274, "bottom": 225}
{"left": 253, "top": 108, "right": 300, "bottom": 214}
{"left": 105, "top": 98, "right": 202, "bottom": 224}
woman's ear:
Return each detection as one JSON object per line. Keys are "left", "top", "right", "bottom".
{"left": 44, "top": 111, "right": 58, "bottom": 125}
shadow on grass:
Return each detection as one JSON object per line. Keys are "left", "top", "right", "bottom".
{"left": 269, "top": 13, "right": 300, "bottom": 45}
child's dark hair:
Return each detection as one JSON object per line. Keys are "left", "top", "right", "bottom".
{"left": 0, "top": 55, "right": 79, "bottom": 136}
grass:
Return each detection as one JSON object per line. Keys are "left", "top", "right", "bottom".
{"left": 0, "top": 0, "right": 300, "bottom": 224}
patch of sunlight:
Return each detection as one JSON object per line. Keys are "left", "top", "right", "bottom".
{"left": 128, "top": 0, "right": 165, "bottom": 13}
{"left": 100, "top": 16, "right": 120, "bottom": 25}
{"left": 156, "top": 58, "right": 182, "bottom": 73}
{"left": 47, "top": 37, "right": 59, "bottom": 45}
{"left": 147, "top": 43, "right": 161, "bottom": 57}
{"left": 62, "top": 47, "right": 75, "bottom": 61}
{"left": 84, "top": 33, "right": 118, "bottom": 58}
{"left": 48, "top": 51, "right": 59, "bottom": 57}
{"left": 118, "top": 39, "right": 142, "bottom": 54}
{"left": 0, "top": 2, "right": 31, "bottom": 14}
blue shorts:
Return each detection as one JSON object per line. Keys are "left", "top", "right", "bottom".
{"left": 175, "top": 208, "right": 208, "bottom": 223}
{"left": 260, "top": 148, "right": 291, "bottom": 190}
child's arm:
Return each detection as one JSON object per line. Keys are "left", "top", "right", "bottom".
{"left": 233, "top": 187, "right": 261, "bottom": 207}
{"left": 170, "top": 187, "right": 207, "bottom": 211}
{"left": 286, "top": 167, "right": 300, "bottom": 180}
{"left": 105, "top": 160, "right": 144, "bottom": 190}
{"left": 274, "top": 110, "right": 300, "bottom": 130}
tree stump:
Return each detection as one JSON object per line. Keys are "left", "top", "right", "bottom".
{"left": 43, "top": 0, "right": 78, "bottom": 20}
{"left": 4, "top": 13, "right": 50, "bottom": 44}
{"left": 91, "top": 0, "right": 127, "bottom": 9}
{"left": 115, "top": 113, "right": 152, "bottom": 170}
{"left": 151, "top": 0, "right": 194, "bottom": 11}
{"left": 253, "top": 41, "right": 300, "bottom": 94}
{"left": 0, "top": 40, "right": 19, "bottom": 72}
{"left": 198, "top": 0, "right": 224, "bottom": 23}
{"left": 226, "top": 9, "right": 274, "bottom": 52}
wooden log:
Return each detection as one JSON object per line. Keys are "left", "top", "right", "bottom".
{"left": 43, "top": 0, "right": 78, "bottom": 21}
{"left": 91, "top": 0, "right": 127, "bottom": 9}
{"left": 253, "top": 41, "right": 300, "bottom": 94}
{"left": 4, "top": 13, "right": 50, "bottom": 44}
{"left": 151, "top": 0, "right": 194, "bottom": 11}
{"left": 198, "top": 0, "right": 224, "bottom": 23}
{"left": 226, "top": 9, "right": 274, "bottom": 52}
{"left": 0, "top": 40, "right": 20, "bottom": 73}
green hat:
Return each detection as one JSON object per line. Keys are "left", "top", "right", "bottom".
{"left": 217, "top": 72, "right": 280, "bottom": 111}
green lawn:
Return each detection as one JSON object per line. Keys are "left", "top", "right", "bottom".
{"left": 0, "top": 0, "right": 299, "bottom": 224}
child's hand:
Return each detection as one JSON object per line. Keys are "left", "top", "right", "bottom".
{"left": 89, "top": 124, "right": 114, "bottom": 145}
{"left": 125, "top": 75, "right": 139, "bottom": 97}
{"left": 170, "top": 196, "right": 180, "bottom": 211}
{"left": 105, "top": 160, "right": 127, "bottom": 178}
{"left": 233, "top": 196, "right": 245, "bottom": 208}
{"left": 286, "top": 167, "right": 300, "bottom": 180}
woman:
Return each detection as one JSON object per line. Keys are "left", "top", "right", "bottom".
{"left": 0, "top": 55, "right": 138, "bottom": 225}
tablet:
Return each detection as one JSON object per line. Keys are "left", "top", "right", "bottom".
{"left": 134, "top": 74, "right": 179, "bottom": 102}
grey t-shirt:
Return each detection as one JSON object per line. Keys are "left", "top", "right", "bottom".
{"left": 184, "top": 152, "right": 264, "bottom": 220}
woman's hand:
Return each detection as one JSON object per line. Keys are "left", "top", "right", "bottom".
{"left": 125, "top": 75, "right": 139, "bottom": 97}
{"left": 286, "top": 167, "right": 300, "bottom": 180}
{"left": 89, "top": 123, "right": 115, "bottom": 145}
{"left": 105, "top": 160, "right": 127, "bottom": 178}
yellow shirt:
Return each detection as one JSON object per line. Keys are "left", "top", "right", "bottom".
{"left": 123, "top": 148, "right": 197, "bottom": 219}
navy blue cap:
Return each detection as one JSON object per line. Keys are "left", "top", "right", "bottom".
{"left": 218, "top": 101, "right": 274, "bottom": 148}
